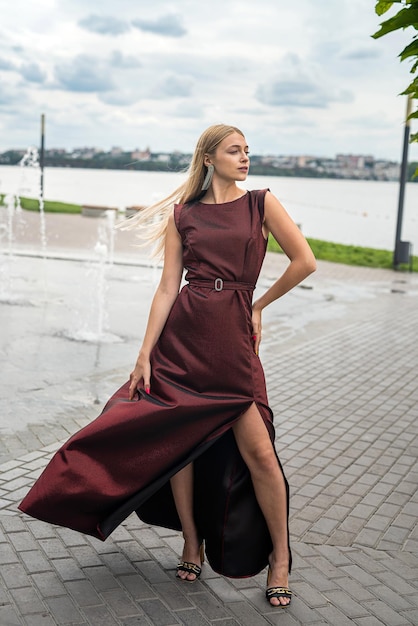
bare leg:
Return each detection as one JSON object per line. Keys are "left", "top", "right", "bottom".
{"left": 232, "top": 403, "right": 290, "bottom": 607}
{"left": 170, "top": 464, "right": 202, "bottom": 581}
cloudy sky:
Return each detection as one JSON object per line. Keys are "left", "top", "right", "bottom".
{"left": 1, "top": 0, "right": 417, "bottom": 160}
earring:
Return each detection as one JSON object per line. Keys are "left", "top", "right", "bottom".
{"left": 201, "top": 164, "right": 214, "bottom": 191}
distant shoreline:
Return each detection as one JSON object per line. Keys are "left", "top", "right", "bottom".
{"left": 0, "top": 162, "right": 415, "bottom": 183}
{"left": 1, "top": 155, "right": 417, "bottom": 182}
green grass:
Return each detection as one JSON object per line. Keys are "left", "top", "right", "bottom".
{"left": 0, "top": 193, "right": 81, "bottom": 214}
{"left": 267, "top": 235, "right": 417, "bottom": 272}
{"left": 1, "top": 194, "right": 415, "bottom": 270}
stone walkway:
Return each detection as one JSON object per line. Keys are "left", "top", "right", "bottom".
{"left": 0, "top": 211, "right": 417, "bottom": 625}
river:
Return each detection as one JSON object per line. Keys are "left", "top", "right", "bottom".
{"left": 0, "top": 165, "right": 417, "bottom": 251}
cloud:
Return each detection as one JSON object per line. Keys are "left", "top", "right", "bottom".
{"left": 79, "top": 14, "right": 130, "bottom": 36}
{"left": 152, "top": 74, "right": 194, "bottom": 98}
{"left": 132, "top": 14, "right": 186, "bottom": 38}
{"left": 109, "top": 50, "right": 141, "bottom": 68}
{"left": 20, "top": 62, "right": 46, "bottom": 83}
{"left": 0, "top": 84, "right": 21, "bottom": 106}
{"left": 172, "top": 101, "right": 204, "bottom": 119}
{"left": 54, "top": 55, "right": 114, "bottom": 92}
{"left": 0, "top": 58, "right": 15, "bottom": 71}
{"left": 341, "top": 48, "right": 380, "bottom": 61}
{"left": 98, "top": 90, "right": 140, "bottom": 106}
{"left": 256, "top": 53, "right": 353, "bottom": 109}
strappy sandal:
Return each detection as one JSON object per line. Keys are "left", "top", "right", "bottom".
{"left": 176, "top": 544, "right": 205, "bottom": 583}
{"left": 266, "top": 566, "right": 292, "bottom": 607}
{"left": 266, "top": 586, "right": 292, "bottom": 606}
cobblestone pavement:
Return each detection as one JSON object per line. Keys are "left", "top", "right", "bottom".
{"left": 0, "top": 212, "right": 417, "bottom": 625}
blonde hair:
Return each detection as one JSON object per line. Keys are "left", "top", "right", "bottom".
{"left": 118, "top": 123, "right": 244, "bottom": 257}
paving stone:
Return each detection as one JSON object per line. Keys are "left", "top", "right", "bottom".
{"left": 184, "top": 591, "right": 229, "bottom": 620}
{"left": 39, "top": 537, "right": 71, "bottom": 559}
{"left": 136, "top": 561, "right": 172, "bottom": 584}
{"left": 353, "top": 617, "right": 386, "bottom": 626}
{"left": 1, "top": 562, "right": 32, "bottom": 589}
{"left": 64, "top": 579, "right": 102, "bottom": 607}
{"left": 400, "top": 610, "right": 418, "bottom": 625}
{"left": 152, "top": 582, "right": 192, "bottom": 610}
{"left": 10, "top": 586, "right": 45, "bottom": 616}
{"left": 228, "top": 600, "right": 271, "bottom": 625}
{"left": 368, "top": 585, "right": 414, "bottom": 612}
{"left": 139, "top": 599, "right": 180, "bottom": 625}
{"left": 70, "top": 545, "right": 104, "bottom": 568}
{"left": 82, "top": 604, "right": 120, "bottom": 625}
{"left": 299, "top": 567, "right": 340, "bottom": 592}
{"left": 101, "top": 552, "right": 137, "bottom": 576}
{"left": 118, "top": 574, "right": 156, "bottom": 600}
{"left": 121, "top": 616, "right": 153, "bottom": 626}
{"left": 323, "top": 589, "right": 369, "bottom": 618}
{"left": 52, "top": 556, "right": 86, "bottom": 581}
{"left": 0, "top": 541, "right": 19, "bottom": 564}
{"left": 0, "top": 604, "right": 24, "bottom": 625}
{"left": 22, "top": 612, "right": 59, "bottom": 625}
{"left": 26, "top": 521, "right": 56, "bottom": 540}
{"left": 31, "top": 571, "right": 67, "bottom": 597}
{"left": 204, "top": 578, "right": 243, "bottom": 603}
{"left": 362, "top": 599, "right": 412, "bottom": 626}
{"left": 174, "top": 609, "right": 211, "bottom": 626}
{"left": 44, "top": 595, "right": 85, "bottom": 624}
{"left": 84, "top": 565, "right": 121, "bottom": 592}
{"left": 117, "top": 540, "right": 153, "bottom": 563}
{"left": 101, "top": 588, "right": 141, "bottom": 618}
{"left": 19, "top": 549, "right": 50, "bottom": 574}
{"left": 316, "top": 603, "right": 359, "bottom": 626}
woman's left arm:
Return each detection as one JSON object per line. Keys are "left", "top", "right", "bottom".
{"left": 252, "top": 191, "right": 316, "bottom": 353}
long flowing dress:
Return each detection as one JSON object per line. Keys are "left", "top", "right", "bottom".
{"left": 19, "top": 189, "right": 290, "bottom": 578}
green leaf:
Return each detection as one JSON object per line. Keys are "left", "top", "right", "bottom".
{"left": 400, "top": 38, "right": 418, "bottom": 59}
{"left": 401, "top": 76, "right": 418, "bottom": 94}
{"left": 410, "top": 58, "right": 418, "bottom": 72}
{"left": 372, "top": 7, "right": 418, "bottom": 39}
{"left": 375, "top": 1, "right": 395, "bottom": 17}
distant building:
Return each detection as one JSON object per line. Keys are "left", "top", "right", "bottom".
{"left": 131, "top": 148, "right": 151, "bottom": 161}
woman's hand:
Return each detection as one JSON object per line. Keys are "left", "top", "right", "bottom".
{"left": 251, "top": 305, "right": 262, "bottom": 356}
{"left": 128, "top": 353, "right": 151, "bottom": 400}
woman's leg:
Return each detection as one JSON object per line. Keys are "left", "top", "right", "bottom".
{"left": 170, "top": 463, "right": 202, "bottom": 581}
{"left": 232, "top": 403, "right": 290, "bottom": 607}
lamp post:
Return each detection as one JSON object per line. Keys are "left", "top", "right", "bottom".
{"left": 393, "top": 95, "right": 413, "bottom": 269}
{"left": 40, "top": 114, "right": 45, "bottom": 205}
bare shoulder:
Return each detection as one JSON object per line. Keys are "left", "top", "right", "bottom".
{"left": 264, "top": 190, "right": 288, "bottom": 216}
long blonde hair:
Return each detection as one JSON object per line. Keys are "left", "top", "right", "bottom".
{"left": 118, "top": 124, "right": 244, "bottom": 257}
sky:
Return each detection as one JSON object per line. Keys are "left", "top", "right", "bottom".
{"left": 1, "top": 0, "right": 417, "bottom": 161}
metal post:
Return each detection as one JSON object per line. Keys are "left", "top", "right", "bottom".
{"left": 393, "top": 95, "right": 412, "bottom": 268}
{"left": 40, "top": 113, "right": 45, "bottom": 205}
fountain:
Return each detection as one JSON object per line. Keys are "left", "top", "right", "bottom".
{"left": 63, "top": 210, "right": 121, "bottom": 344}
{"left": 19, "top": 146, "right": 46, "bottom": 256}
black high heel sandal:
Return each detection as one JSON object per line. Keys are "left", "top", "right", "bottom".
{"left": 176, "top": 543, "right": 205, "bottom": 583}
{"left": 265, "top": 566, "right": 292, "bottom": 607}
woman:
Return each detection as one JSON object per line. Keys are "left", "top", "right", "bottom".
{"left": 19, "top": 124, "right": 316, "bottom": 608}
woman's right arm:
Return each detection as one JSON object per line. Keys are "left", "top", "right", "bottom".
{"left": 129, "top": 213, "right": 183, "bottom": 399}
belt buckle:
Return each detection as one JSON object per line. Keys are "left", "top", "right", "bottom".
{"left": 214, "top": 278, "right": 223, "bottom": 292}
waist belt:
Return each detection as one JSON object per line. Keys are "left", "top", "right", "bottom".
{"left": 187, "top": 278, "right": 255, "bottom": 292}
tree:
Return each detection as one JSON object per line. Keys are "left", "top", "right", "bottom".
{"left": 373, "top": 1, "right": 418, "bottom": 142}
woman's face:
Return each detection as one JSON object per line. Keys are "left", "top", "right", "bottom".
{"left": 208, "top": 132, "right": 250, "bottom": 183}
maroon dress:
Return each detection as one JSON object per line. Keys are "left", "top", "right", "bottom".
{"left": 19, "top": 189, "right": 290, "bottom": 578}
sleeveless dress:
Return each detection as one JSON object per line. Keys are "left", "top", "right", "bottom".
{"left": 19, "top": 189, "right": 290, "bottom": 578}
